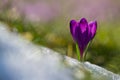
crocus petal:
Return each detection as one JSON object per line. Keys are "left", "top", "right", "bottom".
{"left": 78, "top": 18, "right": 89, "bottom": 48}
{"left": 78, "top": 42, "right": 84, "bottom": 58}
{"left": 79, "top": 18, "right": 88, "bottom": 33}
{"left": 70, "top": 20, "right": 78, "bottom": 41}
{"left": 88, "top": 21, "right": 97, "bottom": 39}
{"left": 76, "top": 18, "right": 89, "bottom": 58}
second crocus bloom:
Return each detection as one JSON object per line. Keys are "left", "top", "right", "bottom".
{"left": 70, "top": 18, "right": 97, "bottom": 59}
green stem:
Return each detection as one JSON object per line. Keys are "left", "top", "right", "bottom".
{"left": 83, "top": 40, "right": 93, "bottom": 61}
{"left": 76, "top": 44, "right": 81, "bottom": 61}
{"left": 76, "top": 40, "right": 93, "bottom": 62}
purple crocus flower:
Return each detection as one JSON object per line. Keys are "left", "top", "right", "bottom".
{"left": 70, "top": 18, "right": 97, "bottom": 58}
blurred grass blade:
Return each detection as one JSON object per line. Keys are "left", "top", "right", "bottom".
{"left": 76, "top": 44, "right": 81, "bottom": 61}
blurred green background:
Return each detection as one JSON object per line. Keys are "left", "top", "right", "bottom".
{"left": 0, "top": 0, "right": 120, "bottom": 74}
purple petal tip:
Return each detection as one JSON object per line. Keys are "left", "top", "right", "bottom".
{"left": 88, "top": 21, "right": 97, "bottom": 39}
